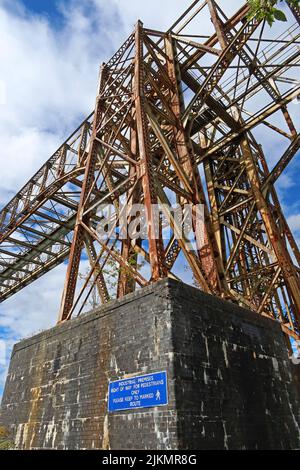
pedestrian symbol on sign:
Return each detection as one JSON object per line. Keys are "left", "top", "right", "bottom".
{"left": 156, "top": 390, "right": 161, "bottom": 401}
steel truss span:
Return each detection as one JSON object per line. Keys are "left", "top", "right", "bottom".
{"left": 0, "top": 1, "right": 300, "bottom": 341}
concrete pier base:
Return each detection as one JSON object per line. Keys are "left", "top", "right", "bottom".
{"left": 0, "top": 279, "right": 299, "bottom": 450}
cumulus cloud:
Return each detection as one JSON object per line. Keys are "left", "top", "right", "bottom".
{"left": 0, "top": 264, "right": 67, "bottom": 337}
{"left": 0, "top": 128, "right": 59, "bottom": 201}
{"left": 288, "top": 214, "right": 300, "bottom": 233}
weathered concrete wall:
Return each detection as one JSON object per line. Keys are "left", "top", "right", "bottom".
{"left": 0, "top": 279, "right": 299, "bottom": 450}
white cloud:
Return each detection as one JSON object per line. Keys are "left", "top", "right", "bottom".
{"left": 277, "top": 173, "right": 296, "bottom": 191}
{"left": 112, "top": 0, "right": 243, "bottom": 31}
{"left": 0, "top": 79, "right": 6, "bottom": 105}
{"left": 0, "top": 264, "right": 67, "bottom": 338}
{"left": 0, "top": 128, "right": 59, "bottom": 202}
{"left": 0, "top": 340, "right": 5, "bottom": 366}
{"left": 288, "top": 214, "right": 300, "bottom": 233}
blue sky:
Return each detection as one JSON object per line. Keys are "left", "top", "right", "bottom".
{"left": 0, "top": 0, "right": 299, "bottom": 398}
{"left": 20, "top": 0, "right": 61, "bottom": 19}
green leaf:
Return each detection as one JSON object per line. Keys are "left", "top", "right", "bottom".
{"left": 266, "top": 11, "right": 275, "bottom": 26}
{"left": 274, "top": 9, "right": 287, "bottom": 21}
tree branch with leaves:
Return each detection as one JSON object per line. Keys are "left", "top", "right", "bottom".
{"left": 248, "top": 0, "right": 299, "bottom": 26}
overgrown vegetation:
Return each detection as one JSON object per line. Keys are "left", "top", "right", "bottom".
{"left": 79, "top": 253, "right": 145, "bottom": 310}
{"left": 248, "top": 0, "right": 299, "bottom": 26}
{"left": 0, "top": 426, "right": 14, "bottom": 450}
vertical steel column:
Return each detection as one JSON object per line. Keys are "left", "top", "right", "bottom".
{"left": 241, "top": 137, "right": 300, "bottom": 322}
{"left": 165, "top": 33, "right": 223, "bottom": 294}
{"left": 134, "top": 21, "right": 167, "bottom": 281}
{"left": 58, "top": 65, "right": 108, "bottom": 322}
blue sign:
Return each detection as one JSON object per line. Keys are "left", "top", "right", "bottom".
{"left": 108, "top": 371, "right": 168, "bottom": 412}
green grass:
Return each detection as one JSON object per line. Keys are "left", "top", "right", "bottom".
{"left": 0, "top": 426, "right": 14, "bottom": 450}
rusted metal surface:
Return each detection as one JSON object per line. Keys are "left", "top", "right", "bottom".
{"left": 0, "top": 1, "right": 300, "bottom": 339}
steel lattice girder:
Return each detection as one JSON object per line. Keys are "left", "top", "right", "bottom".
{"left": 0, "top": 0, "right": 300, "bottom": 340}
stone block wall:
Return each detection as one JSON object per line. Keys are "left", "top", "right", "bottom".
{"left": 0, "top": 279, "right": 299, "bottom": 449}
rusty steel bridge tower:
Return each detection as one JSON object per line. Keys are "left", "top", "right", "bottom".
{"left": 0, "top": 0, "right": 300, "bottom": 343}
